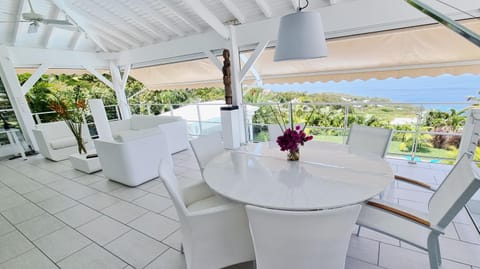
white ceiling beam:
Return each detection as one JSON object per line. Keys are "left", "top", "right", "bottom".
{"left": 218, "top": 0, "right": 246, "bottom": 24}
{"left": 73, "top": 11, "right": 139, "bottom": 48}
{"left": 97, "top": 35, "right": 127, "bottom": 52}
{"left": 68, "top": 31, "right": 81, "bottom": 50}
{"left": 7, "top": 46, "right": 109, "bottom": 67}
{"left": 80, "top": 0, "right": 156, "bottom": 44}
{"left": 203, "top": 50, "right": 223, "bottom": 71}
{"left": 11, "top": 0, "right": 25, "bottom": 45}
{"left": 50, "top": 0, "right": 109, "bottom": 52}
{"left": 88, "top": 24, "right": 132, "bottom": 50}
{"left": 115, "top": 0, "right": 169, "bottom": 41}
{"left": 21, "top": 63, "right": 50, "bottom": 95}
{"left": 41, "top": 6, "right": 60, "bottom": 48}
{"left": 240, "top": 54, "right": 262, "bottom": 85}
{"left": 139, "top": 0, "right": 185, "bottom": 37}
{"left": 291, "top": 0, "right": 298, "bottom": 10}
{"left": 83, "top": 65, "right": 114, "bottom": 89}
{"left": 239, "top": 40, "right": 268, "bottom": 82}
{"left": 121, "top": 64, "right": 131, "bottom": 90}
{"left": 160, "top": 0, "right": 202, "bottom": 33}
{"left": 255, "top": 0, "right": 272, "bottom": 18}
{"left": 182, "top": 0, "right": 230, "bottom": 39}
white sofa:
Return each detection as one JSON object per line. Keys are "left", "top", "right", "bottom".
{"left": 32, "top": 121, "right": 93, "bottom": 161}
{"left": 94, "top": 129, "right": 173, "bottom": 186}
{"left": 109, "top": 115, "right": 189, "bottom": 154}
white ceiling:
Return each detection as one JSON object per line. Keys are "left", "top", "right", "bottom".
{"left": 0, "top": 0, "right": 478, "bottom": 69}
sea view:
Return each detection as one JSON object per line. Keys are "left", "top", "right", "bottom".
{"left": 266, "top": 74, "right": 480, "bottom": 111}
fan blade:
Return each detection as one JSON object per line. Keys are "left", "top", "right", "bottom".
{"left": 41, "top": 19, "right": 73, "bottom": 25}
{"left": 52, "top": 24, "right": 79, "bottom": 31}
{"left": 0, "top": 21, "right": 29, "bottom": 23}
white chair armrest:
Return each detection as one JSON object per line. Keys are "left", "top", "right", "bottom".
{"left": 183, "top": 182, "right": 215, "bottom": 206}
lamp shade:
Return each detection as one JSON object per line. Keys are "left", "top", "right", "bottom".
{"left": 274, "top": 11, "right": 328, "bottom": 61}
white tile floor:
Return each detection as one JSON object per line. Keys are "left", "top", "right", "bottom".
{"left": 0, "top": 150, "right": 479, "bottom": 269}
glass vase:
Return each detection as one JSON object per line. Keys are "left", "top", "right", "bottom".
{"left": 287, "top": 148, "right": 300, "bottom": 161}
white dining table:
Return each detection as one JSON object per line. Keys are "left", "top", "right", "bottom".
{"left": 203, "top": 141, "right": 394, "bottom": 211}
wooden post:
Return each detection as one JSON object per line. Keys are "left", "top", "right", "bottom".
{"left": 222, "top": 49, "right": 233, "bottom": 105}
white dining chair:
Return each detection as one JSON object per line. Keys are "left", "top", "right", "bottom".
{"left": 346, "top": 124, "right": 393, "bottom": 158}
{"left": 357, "top": 153, "right": 480, "bottom": 269}
{"left": 158, "top": 160, "right": 255, "bottom": 269}
{"left": 246, "top": 204, "right": 361, "bottom": 269}
{"left": 189, "top": 132, "right": 224, "bottom": 171}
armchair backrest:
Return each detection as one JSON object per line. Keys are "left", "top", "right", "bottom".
{"left": 190, "top": 132, "right": 224, "bottom": 170}
{"left": 35, "top": 121, "right": 74, "bottom": 139}
{"left": 346, "top": 124, "right": 393, "bottom": 158}
{"left": 246, "top": 204, "right": 361, "bottom": 269}
{"left": 158, "top": 160, "right": 188, "bottom": 220}
{"left": 428, "top": 153, "right": 480, "bottom": 228}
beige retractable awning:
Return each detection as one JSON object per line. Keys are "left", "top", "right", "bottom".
{"left": 130, "top": 20, "right": 480, "bottom": 90}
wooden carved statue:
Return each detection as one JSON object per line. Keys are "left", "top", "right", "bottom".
{"left": 222, "top": 49, "right": 233, "bottom": 105}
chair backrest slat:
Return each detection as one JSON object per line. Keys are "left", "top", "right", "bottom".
{"left": 190, "top": 132, "right": 224, "bottom": 170}
{"left": 246, "top": 204, "right": 361, "bottom": 269}
{"left": 347, "top": 124, "right": 393, "bottom": 158}
{"left": 428, "top": 153, "right": 480, "bottom": 228}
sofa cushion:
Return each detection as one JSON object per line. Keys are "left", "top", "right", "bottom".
{"left": 49, "top": 137, "right": 78, "bottom": 150}
{"left": 116, "top": 128, "right": 163, "bottom": 143}
{"left": 130, "top": 115, "right": 183, "bottom": 130}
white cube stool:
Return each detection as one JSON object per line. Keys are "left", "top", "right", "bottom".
{"left": 69, "top": 151, "right": 102, "bottom": 174}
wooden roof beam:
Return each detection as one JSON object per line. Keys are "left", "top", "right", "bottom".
{"left": 160, "top": 0, "right": 201, "bottom": 33}
{"left": 50, "top": 0, "right": 109, "bottom": 52}
{"left": 115, "top": 0, "right": 169, "bottom": 41}
{"left": 41, "top": 6, "right": 60, "bottom": 48}
{"left": 255, "top": 0, "right": 272, "bottom": 18}
{"left": 11, "top": 0, "right": 25, "bottom": 45}
{"left": 182, "top": 0, "right": 230, "bottom": 39}
{"left": 218, "top": 0, "right": 247, "bottom": 24}
{"left": 68, "top": 31, "right": 81, "bottom": 50}
{"left": 81, "top": 0, "right": 156, "bottom": 44}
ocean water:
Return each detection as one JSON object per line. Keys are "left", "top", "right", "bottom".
{"left": 265, "top": 74, "right": 480, "bottom": 111}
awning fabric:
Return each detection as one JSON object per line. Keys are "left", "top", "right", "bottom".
{"left": 130, "top": 20, "right": 480, "bottom": 90}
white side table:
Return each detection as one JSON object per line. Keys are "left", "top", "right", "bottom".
{"left": 69, "top": 151, "right": 101, "bottom": 174}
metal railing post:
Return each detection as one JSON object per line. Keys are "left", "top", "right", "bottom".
{"left": 409, "top": 105, "right": 424, "bottom": 164}
{"left": 34, "top": 113, "right": 41, "bottom": 124}
{"left": 343, "top": 104, "right": 350, "bottom": 144}
{"left": 196, "top": 102, "right": 203, "bottom": 136}
{"left": 288, "top": 102, "right": 293, "bottom": 128}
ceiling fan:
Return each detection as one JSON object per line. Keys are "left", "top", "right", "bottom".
{"left": 0, "top": 0, "right": 77, "bottom": 33}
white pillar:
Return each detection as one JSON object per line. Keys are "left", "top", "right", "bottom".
{"left": 0, "top": 48, "right": 38, "bottom": 150}
{"left": 229, "top": 25, "right": 247, "bottom": 144}
{"left": 110, "top": 63, "right": 131, "bottom": 119}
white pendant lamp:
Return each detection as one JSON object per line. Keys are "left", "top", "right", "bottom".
{"left": 274, "top": 0, "right": 328, "bottom": 61}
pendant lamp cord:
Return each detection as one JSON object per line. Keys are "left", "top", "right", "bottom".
{"left": 298, "top": 0, "right": 309, "bottom": 11}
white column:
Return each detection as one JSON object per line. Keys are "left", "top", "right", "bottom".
{"left": 110, "top": 62, "right": 132, "bottom": 119}
{"left": 229, "top": 25, "right": 247, "bottom": 144}
{"left": 0, "top": 48, "right": 38, "bottom": 150}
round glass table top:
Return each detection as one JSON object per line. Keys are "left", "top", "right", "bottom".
{"left": 203, "top": 142, "right": 394, "bottom": 210}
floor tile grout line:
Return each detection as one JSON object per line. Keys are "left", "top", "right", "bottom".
{"left": 0, "top": 214, "right": 61, "bottom": 268}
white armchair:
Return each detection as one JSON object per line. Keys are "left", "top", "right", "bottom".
{"left": 94, "top": 129, "right": 172, "bottom": 187}
{"left": 246, "top": 204, "right": 361, "bottom": 269}
{"left": 356, "top": 153, "right": 480, "bottom": 269}
{"left": 32, "top": 121, "right": 92, "bottom": 161}
{"left": 158, "top": 160, "right": 254, "bottom": 269}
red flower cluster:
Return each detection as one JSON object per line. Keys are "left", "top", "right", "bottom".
{"left": 276, "top": 125, "right": 313, "bottom": 152}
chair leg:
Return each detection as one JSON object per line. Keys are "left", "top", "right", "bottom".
{"left": 427, "top": 234, "right": 441, "bottom": 269}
